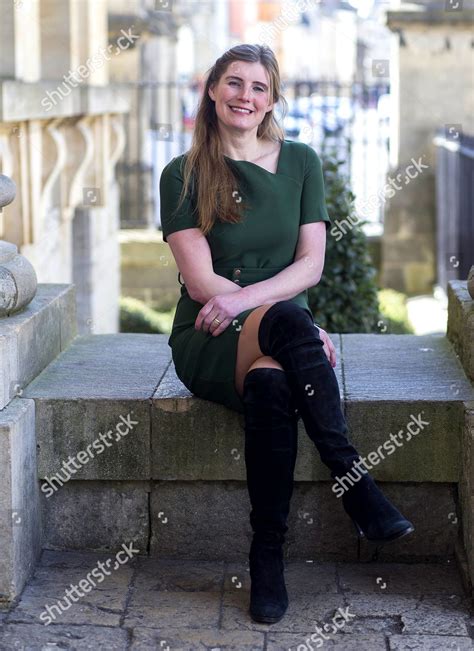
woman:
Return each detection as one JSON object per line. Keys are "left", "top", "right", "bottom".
{"left": 159, "top": 43, "right": 414, "bottom": 625}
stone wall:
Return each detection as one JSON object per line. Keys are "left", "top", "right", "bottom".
{"left": 381, "top": 2, "right": 474, "bottom": 294}
{"left": 0, "top": 0, "right": 131, "bottom": 334}
{"left": 447, "top": 280, "right": 474, "bottom": 593}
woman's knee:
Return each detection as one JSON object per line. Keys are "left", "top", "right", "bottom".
{"left": 242, "top": 364, "right": 293, "bottom": 419}
{"left": 246, "top": 355, "right": 283, "bottom": 374}
{"left": 257, "top": 300, "right": 319, "bottom": 355}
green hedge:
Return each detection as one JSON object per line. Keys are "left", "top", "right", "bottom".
{"left": 308, "top": 151, "right": 398, "bottom": 333}
{"left": 377, "top": 288, "right": 414, "bottom": 334}
{"left": 120, "top": 296, "right": 167, "bottom": 334}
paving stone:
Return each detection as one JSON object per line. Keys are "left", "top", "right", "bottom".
{"left": 343, "top": 594, "right": 422, "bottom": 617}
{"left": 6, "top": 594, "right": 121, "bottom": 627}
{"left": 341, "top": 615, "right": 402, "bottom": 635}
{"left": 399, "top": 595, "right": 471, "bottom": 636}
{"left": 0, "top": 622, "right": 129, "bottom": 650}
{"left": 221, "top": 590, "right": 347, "bottom": 632}
{"left": 267, "top": 632, "right": 388, "bottom": 650}
{"left": 3, "top": 554, "right": 472, "bottom": 651}
{"left": 17, "top": 565, "right": 132, "bottom": 611}
{"left": 133, "top": 557, "right": 223, "bottom": 592}
{"left": 124, "top": 590, "right": 221, "bottom": 629}
{"left": 223, "top": 560, "right": 339, "bottom": 595}
{"left": 129, "top": 626, "right": 265, "bottom": 650}
{"left": 389, "top": 634, "right": 474, "bottom": 650}
{"left": 223, "top": 562, "right": 251, "bottom": 592}
{"left": 285, "top": 561, "right": 339, "bottom": 596}
{"left": 338, "top": 561, "right": 465, "bottom": 595}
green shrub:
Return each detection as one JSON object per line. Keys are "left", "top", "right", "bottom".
{"left": 120, "top": 296, "right": 168, "bottom": 333}
{"left": 377, "top": 288, "right": 414, "bottom": 334}
{"left": 307, "top": 151, "right": 380, "bottom": 333}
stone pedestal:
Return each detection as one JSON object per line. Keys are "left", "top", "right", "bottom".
{"left": 447, "top": 280, "right": 474, "bottom": 595}
{"left": 0, "top": 284, "right": 77, "bottom": 604}
{"left": 381, "top": 1, "right": 474, "bottom": 294}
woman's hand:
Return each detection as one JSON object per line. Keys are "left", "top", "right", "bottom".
{"left": 195, "top": 292, "right": 250, "bottom": 337}
{"left": 316, "top": 326, "right": 337, "bottom": 368}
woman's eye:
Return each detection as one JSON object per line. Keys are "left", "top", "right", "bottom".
{"left": 229, "top": 81, "right": 264, "bottom": 92}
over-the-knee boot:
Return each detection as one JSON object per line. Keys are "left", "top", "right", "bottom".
{"left": 243, "top": 366, "right": 298, "bottom": 623}
{"left": 257, "top": 301, "right": 414, "bottom": 543}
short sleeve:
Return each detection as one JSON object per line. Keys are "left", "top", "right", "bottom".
{"left": 300, "top": 146, "right": 331, "bottom": 231}
{"left": 159, "top": 155, "right": 198, "bottom": 243}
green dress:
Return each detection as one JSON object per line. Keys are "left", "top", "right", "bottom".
{"left": 159, "top": 139, "right": 331, "bottom": 414}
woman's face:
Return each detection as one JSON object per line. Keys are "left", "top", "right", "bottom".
{"left": 208, "top": 60, "right": 275, "bottom": 135}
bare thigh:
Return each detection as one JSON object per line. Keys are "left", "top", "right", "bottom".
{"left": 234, "top": 303, "right": 282, "bottom": 397}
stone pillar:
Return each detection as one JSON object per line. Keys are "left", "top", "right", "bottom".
{"left": 40, "top": 0, "right": 107, "bottom": 83}
{"left": 40, "top": 0, "right": 78, "bottom": 79}
{"left": 447, "top": 280, "right": 474, "bottom": 596}
{"left": 0, "top": 0, "right": 41, "bottom": 82}
{"left": 380, "top": 1, "right": 474, "bottom": 295}
{"left": 0, "top": 174, "right": 41, "bottom": 605}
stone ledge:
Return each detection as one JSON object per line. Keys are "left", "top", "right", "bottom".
{"left": 0, "top": 284, "right": 77, "bottom": 410}
{"left": 21, "top": 332, "right": 474, "bottom": 483}
{"left": 387, "top": 7, "right": 474, "bottom": 28}
{"left": 0, "top": 81, "right": 131, "bottom": 122}
{"left": 447, "top": 281, "right": 474, "bottom": 382}
{"left": 23, "top": 334, "right": 171, "bottom": 481}
{"left": 0, "top": 398, "right": 41, "bottom": 604}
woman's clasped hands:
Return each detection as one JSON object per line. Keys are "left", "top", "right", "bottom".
{"left": 194, "top": 292, "right": 248, "bottom": 337}
{"left": 194, "top": 293, "right": 337, "bottom": 368}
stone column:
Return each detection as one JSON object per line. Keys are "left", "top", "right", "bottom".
{"left": 0, "top": 0, "right": 41, "bottom": 82}
{"left": 0, "top": 173, "right": 41, "bottom": 605}
{"left": 380, "top": 1, "right": 474, "bottom": 295}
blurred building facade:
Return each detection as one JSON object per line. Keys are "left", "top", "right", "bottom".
{"left": 0, "top": 0, "right": 130, "bottom": 333}
{"left": 381, "top": 0, "right": 474, "bottom": 294}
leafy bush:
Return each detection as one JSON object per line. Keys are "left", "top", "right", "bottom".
{"left": 307, "top": 151, "right": 381, "bottom": 333}
{"left": 377, "top": 289, "right": 414, "bottom": 334}
{"left": 120, "top": 296, "right": 168, "bottom": 333}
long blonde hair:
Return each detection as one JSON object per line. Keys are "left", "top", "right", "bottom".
{"left": 174, "top": 43, "right": 288, "bottom": 237}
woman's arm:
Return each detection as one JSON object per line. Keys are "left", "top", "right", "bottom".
{"left": 166, "top": 228, "right": 241, "bottom": 303}
{"left": 237, "top": 221, "right": 327, "bottom": 310}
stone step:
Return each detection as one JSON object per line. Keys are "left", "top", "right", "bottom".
{"left": 21, "top": 331, "right": 474, "bottom": 562}
{"left": 0, "top": 284, "right": 77, "bottom": 603}
{"left": 0, "top": 284, "right": 76, "bottom": 410}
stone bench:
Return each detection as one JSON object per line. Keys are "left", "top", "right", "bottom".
{"left": 2, "top": 283, "right": 474, "bottom": 605}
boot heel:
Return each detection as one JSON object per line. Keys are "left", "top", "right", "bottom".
{"left": 351, "top": 517, "right": 365, "bottom": 539}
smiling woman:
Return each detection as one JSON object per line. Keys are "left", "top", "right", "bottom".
{"left": 159, "top": 42, "right": 413, "bottom": 628}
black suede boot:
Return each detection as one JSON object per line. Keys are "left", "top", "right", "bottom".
{"left": 257, "top": 301, "right": 414, "bottom": 544}
{"left": 242, "top": 366, "right": 298, "bottom": 623}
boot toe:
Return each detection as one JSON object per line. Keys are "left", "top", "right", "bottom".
{"left": 249, "top": 596, "right": 288, "bottom": 623}
{"left": 367, "top": 517, "right": 415, "bottom": 542}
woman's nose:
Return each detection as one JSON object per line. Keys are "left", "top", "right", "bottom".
{"left": 237, "top": 84, "right": 252, "bottom": 101}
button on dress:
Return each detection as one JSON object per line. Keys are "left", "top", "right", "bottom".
{"left": 159, "top": 139, "right": 331, "bottom": 413}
